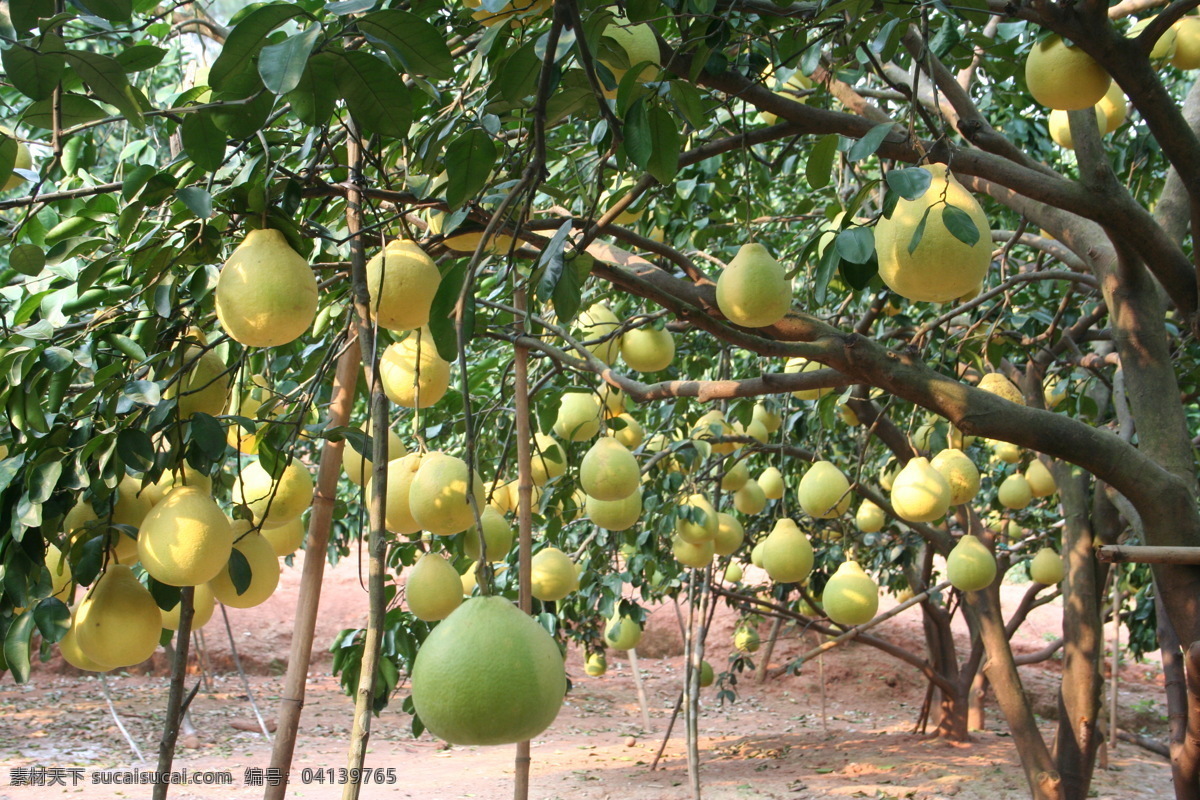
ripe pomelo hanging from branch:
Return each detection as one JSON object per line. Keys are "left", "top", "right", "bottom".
{"left": 873, "top": 165, "right": 992, "bottom": 303}
{"left": 715, "top": 243, "right": 792, "bottom": 328}
{"left": 822, "top": 561, "right": 880, "bottom": 627}
{"left": 215, "top": 229, "right": 318, "bottom": 348}
{"left": 408, "top": 452, "right": 486, "bottom": 536}
{"left": 365, "top": 239, "right": 440, "bottom": 332}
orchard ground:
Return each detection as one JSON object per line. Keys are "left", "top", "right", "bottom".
{"left": 0, "top": 547, "right": 1171, "bottom": 800}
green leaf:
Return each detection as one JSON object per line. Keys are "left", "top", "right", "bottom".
{"left": 27, "top": 460, "right": 62, "bottom": 503}
{"left": 10, "top": 0, "right": 56, "bottom": 33}
{"left": 907, "top": 205, "right": 933, "bottom": 255}
{"left": 813, "top": 238, "right": 841, "bottom": 305}
{"left": 3, "top": 612, "right": 35, "bottom": 683}
{"left": 22, "top": 94, "right": 106, "bottom": 129}
{"left": 834, "top": 227, "right": 875, "bottom": 264}
{"left": 115, "top": 44, "right": 166, "bottom": 72}
{"left": 33, "top": 598, "right": 70, "bottom": 643}
{"left": 806, "top": 134, "right": 838, "bottom": 190}
{"left": 181, "top": 113, "right": 226, "bottom": 172}
{"left": 427, "top": 263, "right": 472, "bottom": 363}
{"left": 209, "top": 3, "right": 306, "bottom": 97}
{"left": 286, "top": 50, "right": 338, "bottom": 127}
{"left": 496, "top": 42, "right": 540, "bottom": 104}
{"left": 229, "top": 547, "right": 253, "bottom": 595}
{"left": 334, "top": 51, "right": 413, "bottom": 139}
{"left": 176, "top": 186, "right": 212, "bottom": 219}
{"left": 669, "top": 81, "right": 707, "bottom": 130}
{"left": 2, "top": 44, "right": 66, "bottom": 101}
{"left": 190, "top": 412, "right": 227, "bottom": 460}
{"left": 444, "top": 129, "right": 497, "bottom": 210}
{"left": 116, "top": 428, "right": 155, "bottom": 472}
{"left": 552, "top": 255, "right": 586, "bottom": 327}
{"left": 10, "top": 244, "right": 46, "bottom": 277}
{"left": 64, "top": 50, "right": 145, "bottom": 128}
{"left": 258, "top": 24, "right": 321, "bottom": 95}
{"left": 846, "top": 122, "right": 895, "bottom": 163}
{"left": 74, "top": 0, "right": 132, "bottom": 22}
{"left": 535, "top": 221, "right": 574, "bottom": 303}
{"left": 623, "top": 99, "right": 652, "bottom": 170}
{"left": 40, "top": 346, "right": 73, "bottom": 372}
{"left": 646, "top": 105, "right": 680, "bottom": 185}
{"left": 942, "top": 204, "right": 981, "bottom": 246}
{"left": 357, "top": 10, "right": 454, "bottom": 81}
{"left": 885, "top": 167, "right": 932, "bottom": 200}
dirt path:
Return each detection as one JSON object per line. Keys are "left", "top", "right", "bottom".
{"left": 0, "top": 552, "right": 1175, "bottom": 800}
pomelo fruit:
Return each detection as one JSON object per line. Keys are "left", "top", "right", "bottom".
{"left": 1030, "top": 547, "right": 1065, "bottom": 585}
{"left": 208, "top": 529, "right": 280, "bottom": 608}
{"left": 1025, "top": 35, "right": 1111, "bottom": 110}
{"left": 75, "top": 565, "right": 163, "bottom": 668}
{"left": 889, "top": 457, "right": 952, "bottom": 523}
{"left": 822, "top": 561, "right": 879, "bottom": 626}
{"left": 553, "top": 392, "right": 602, "bottom": 442}
{"left": 675, "top": 493, "right": 718, "bottom": 544}
{"left": 380, "top": 328, "right": 451, "bottom": 409}
{"left": 235, "top": 458, "right": 313, "bottom": 528}
{"left": 409, "top": 452, "right": 486, "bottom": 536}
{"left": 530, "top": 547, "right": 577, "bottom": 601}
{"left": 761, "top": 518, "right": 813, "bottom": 583}
{"left": 586, "top": 488, "right": 642, "bottom": 531}
{"left": 620, "top": 326, "right": 675, "bottom": 372}
{"left": 733, "top": 479, "right": 767, "bottom": 515}
{"left": 138, "top": 487, "right": 233, "bottom": 586}
{"left": 946, "top": 534, "right": 996, "bottom": 592}
{"left": 215, "top": 229, "right": 317, "bottom": 347}
{"left": 929, "top": 448, "right": 981, "bottom": 505}
{"left": 160, "top": 583, "right": 216, "bottom": 630}
{"left": 406, "top": 553, "right": 464, "bottom": 621}
{"left": 797, "top": 460, "right": 851, "bottom": 519}
{"left": 715, "top": 243, "right": 792, "bottom": 328}
{"left": 365, "top": 239, "right": 440, "bottom": 332}
{"left": 604, "top": 612, "right": 642, "bottom": 651}
{"left": 579, "top": 437, "right": 639, "bottom": 501}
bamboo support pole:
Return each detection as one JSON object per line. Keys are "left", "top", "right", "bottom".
{"left": 513, "top": 285, "right": 535, "bottom": 800}
{"left": 264, "top": 333, "right": 360, "bottom": 800}
{"left": 1097, "top": 545, "right": 1200, "bottom": 564}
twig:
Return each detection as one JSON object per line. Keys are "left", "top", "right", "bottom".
{"left": 219, "top": 603, "right": 272, "bottom": 741}
{"left": 100, "top": 674, "right": 145, "bottom": 763}
{"left": 650, "top": 692, "right": 684, "bottom": 771}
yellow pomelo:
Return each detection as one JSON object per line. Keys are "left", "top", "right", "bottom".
{"left": 1030, "top": 547, "right": 1065, "bottom": 585}
{"left": 235, "top": 459, "right": 313, "bottom": 527}
{"left": 138, "top": 487, "right": 233, "bottom": 586}
{"left": 610, "top": 414, "right": 644, "bottom": 449}
{"left": 734, "top": 627, "right": 760, "bottom": 653}
{"left": 946, "top": 534, "right": 996, "bottom": 592}
{"left": 209, "top": 530, "right": 280, "bottom": 608}
{"left": 145, "top": 464, "right": 213, "bottom": 506}
{"left": 1128, "top": 18, "right": 1177, "bottom": 60}
{"left": 822, "top": 561, "right": 879, "bottom": 627}
{"left": 890, "top": 457, "right": 952, "bottom": 523}
{"left": 761, "top": 518, "right": 813, "bottom": 583}
{"left": 586, "top": 488, "right": 642, "bottom": 531}
{"left": 692, "top": 409, "right": 736, "bottom": 454}
{"left": 978, "top": 372, "right": 1025, "bottom": 405}
{"left": 715, "top": 243, "right": 792, "bottom": 328}
{"left": 580, "top": 437, "right": 639, "bottom": 501}
{"left": 1048, "top": 106, "right": 1107, "bottom": 150}
{"left": 1025, "top": 459, "right": 1057, "bottom": 498}
{"left": 342, "top": 422, "right": 405, "bottom": 486}
{"left": 599, "top": 19, "right": 660, "bottom": 84}
{"left": 929, "top": 448, "right": 981, "bottom": 505}
{"left": 160, "top": 583, "right": 216, "bottom": 630}
{"left": 1096, "top": 82, "right": 1127, "bottom": 132}
{"left": 720, "top": 461, "right": 749, "bottom": 492}
{"left": 713, "top": 512, "right": 745, "bottom": 556}
{"left": 165, "top": 346, "right": 231, "bottom": 419}
{"left": 735, "top": 418, "right": 770, "bottom": 444}
{"left": 784, "top": 357, "right": 833, "bottom": 400}
{"left": 879, "top": 461, "right": 900, "bottom": 492}
{"left": 379, "top": 329, "right": 451, "bottom": 408}
{"left": 45, "top": 543, "right": 73, "bottom": 601}
{"left": 733, "top": 479, "right": 767, "bottom": 516}
{"left": 464, "top": 506, "right": 514, "bottom": 562}
{"left": 531, "top": 432, "right": 567, "bottom": 486}
{"left": 261, "top": 514, "right": 306, "bottom": 556}
{"left": 599, "top": 382, "right": 626, "bottom": 415}
{"left": 585, "top": 652, "right": 607, "bottom": 677}
{"left": 1171, "top": 18, "right": 1200, "bottom": 69}
{"left": 59, "top": 616, "right": 109, "bottom": 672}
{"left": 1044, "top": 378, "right": 1068, "bottom": 409}
{"left": 998, "top": 473, "right": 1033, "bottom": 510}
{"left": 605, "top": 612, "right": 643, "bottom": 650}
{"left": 215, "top": 229, "right": 317, "bottom": 347}
{"left": 673, "top": 534, "right": 715, "bottom": 568}
{"left": 753, "top": 403, "right": 783, "bottom": 433}
{"left": 576, "top": 303, "right": 622, "bottom": 364}
{"left": 797, "top": 460, "right": 851, "bottom": 518}
{"left": 367, "top": 453, "right": 423, "bottom": 536}
{"left": 3, "top": 137, "right": 32, "bottom": 191}
{"left": 75, "top": 565, "right": 163, "bottom": 668}
{"left": 1025, "top": 35, "right": 1111, "bottom": 110}
{"left": 749, "top": 538, "right": 766, "bottom": 568}
{"left": 406, "top": 553, "right": 464, "bottom": 621}
{"left": 873, "top": 164, "right": 991, "bottom": 303}
{"left": 553, "top": 392, "right": 602, "bottom": 441}
{"left": 365, "top": 239, "right": 440, "bottom": 332}
{"left": 64, "top": 498, "right": 98, "bottom": 537}
{"left": 698, "top": 660, "right": 715, "bottom": 687}
{"left": 758, "top": 466, "right": 785, "bottom": 500}
{"left": 761, "top": 70, "right": 814, "bottom": 124}
{"left": 620, "top": 326, "right": 675, "bottom": 372}
{"left": 723, "top": 562, "right": 743, "bottom": 583}
{"left": 992, "top": 440, "right": 1022, "bottom": 463}
{"left": 530, "top": 547, "right": 577, "bottom": 601}
{"left": 487, "top": 480, "right": 513, "bottom": 515}
{"left": 226, "top": 384, "right": 269, "bottom": 454}
{"left": 409, "top": 452, "right": 486, "bottom": 536}
{"left": 411, "top": 596, "right": 566, "bottom": 745}
{"left": 676, "top": 493, "right": 718, "bottom": 544}
{"left": 855, "top": 499, "right": 886, "bottom": 533}
{"left": 839, "top": 403, "right": 861, "bottom": 426}
{"left": 464, "top": 0, "right": 551, "bottom": 27}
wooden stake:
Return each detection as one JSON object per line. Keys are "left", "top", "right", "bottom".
{"left": 1109, "top": 566, "right": 1121, "bottom": 751}
{"left": 628, "top": 648, "right": 653, "bottom": 733}
{"left": 265, "top": 333, "right": 360, "bottom": 800}
{"left": 1097, "top": 545, "right": 1200, "bottom": 565}
{"left": 513, "top": 285, "right": 535, "bottom": 800}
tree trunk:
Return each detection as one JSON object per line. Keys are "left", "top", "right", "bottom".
{"left": 1158, "top": 594, "right": 1199, "bottom": 800}
{"left": 968, "top": 671, "right": 988, "bottom": 732}
{"left": 1051, "top": 465, "right": 1103, "bottom": 800}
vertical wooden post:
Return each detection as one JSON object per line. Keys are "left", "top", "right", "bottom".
{"left": 152, "top": 588, "right": 193, "bottom": 800}
{"left": 1109, "top": 566, "right": 1121, "bottom": 751}
{"left": 264, "top": 334, "right": 360, "bottom": 800}
{"left": 513, "top": 286, "right": 535, "bottom": 800}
